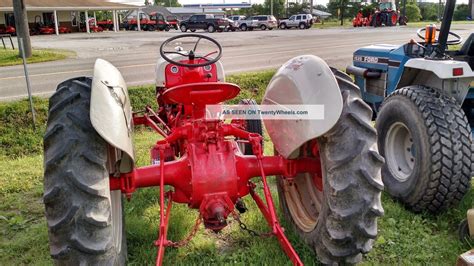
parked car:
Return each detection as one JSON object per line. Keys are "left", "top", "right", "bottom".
{"left": 224, "top": 17, "right": 238, "bottom": 31}
{"left": 235, "top": 16, "right": 258, "bottom": 31}
{"left": 251, "top": 15, "right": 278, "bottom": 30}
{"left": 228, "top": 15, "right": 246, "bottom": 21}
{"left": 179, "top": 14, "right": 230, "bottom": 33}
{"left": 279, "top": 14, "right": 313, "bottom": 29}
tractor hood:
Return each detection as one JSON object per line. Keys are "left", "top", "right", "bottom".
{"left": 353, "top": 44, "right": 399, "bottom": 63}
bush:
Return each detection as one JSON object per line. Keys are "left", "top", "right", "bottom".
{"left": 419, "top": 3, "right": 439, "bottom": 21}
{"left": 406, "top": 4, "right": 422, "bottom": 22}
{"left": 454, "top": 4, "right": 470, "bottom": 20}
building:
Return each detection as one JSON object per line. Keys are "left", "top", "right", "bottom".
{"left": 124, "top": 6, "right": 226, "bottom": 21}
{"left": 0, "top": 0, "right": 134, "bottom": 35}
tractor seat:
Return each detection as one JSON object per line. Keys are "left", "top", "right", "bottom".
{"left": 456, "top": 33, "right": 474, "bottom": 70}
{"left": 161, "top": 82, "right": 240, "bottom": 105}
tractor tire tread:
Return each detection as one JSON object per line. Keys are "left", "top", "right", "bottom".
{"left": 379, "top": 86, "right": 472, "bottom": 213}
{"left": 43, "top": 77, "right": 125, "bottom": 264}
{"left": 278, "top": 69, "right": 384, "bottom": 264}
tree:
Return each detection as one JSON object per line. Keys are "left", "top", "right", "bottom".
{"left": 288, "top": 2, "right": 310, "bottom": 16}
{"left": 419, "top": 3, "right": 439, "bottom": 21}
{"left": 454, "top": 4, "right": 470, "bottom": 20}
{"left": 154, "top": 0, "right": 181, "bottom": 7}
{"left": 264, "top": 0, "right": 285, "bottom": 17}
{"left": 405, "top": 4, "right": 422, "bottom": 22}
{"left": 236, "top": 4, "right": 265, "bottom": 16}
{"left": 12, "top": 0, "right": 31, "bottom": 58}
{"left": 327, "top": 0, "right": 354, "bottom": 25}
{"left": 314, "top": 4, "right": 328, "bottom": 12}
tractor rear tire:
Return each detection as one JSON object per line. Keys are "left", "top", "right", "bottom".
{"left": 43, "top": 77, "right": 127, "bottom": 264}
{"left": 376, "top": 86, "right": 472, "bottom": 213}
{"left": 238, "top": 99, "right": 263, "bottom": 155}
{"left": 277, "top": 69, "right": 384, "bottom": 264}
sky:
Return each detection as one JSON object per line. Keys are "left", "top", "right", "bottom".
{"left": 116, "top": 0, "right": 469, "bottom": 8}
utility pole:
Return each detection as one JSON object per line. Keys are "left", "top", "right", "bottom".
{"left": 310, "top": 0, "right": 313, "bottom": 16}
{"left": 469, "top": 0, "right": 473, "bottom": 19}
{"left": 271, "top": 0, "right": 274, "bottom": 15}
{"left": 438, "top": 0, "right": 442, "bottom": 21}
{"left": 12, "top": 0, "right": 32, "bottom": 58}
{"left": 340, "top": 0, "right": 345, "bottom": 26}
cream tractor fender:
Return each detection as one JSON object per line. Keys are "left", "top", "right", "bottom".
{"left": 262, "top": 55, "right": 343, "bottom": 159}
{"left": 90, "top": 59, "right": 134, "bottom": 172}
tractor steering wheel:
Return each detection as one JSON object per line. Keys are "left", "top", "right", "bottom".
{"left": 159, "top": 34, "right": 222, "bottom": 68}
{"left": 416, "top": 28, "right": 462, "bottom": 45}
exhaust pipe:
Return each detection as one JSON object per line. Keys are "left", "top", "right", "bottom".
{"left": 346, "top": 65, "right": 381, "bottom": 79}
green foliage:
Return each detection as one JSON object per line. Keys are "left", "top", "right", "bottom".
{"left": 454, "top": 4, "right": 471, "bottom": 20}
{"left": 153, "top": 0, "right": 181, "bottom": 7}
{"left": 264, "top": 0, "right": 286, "bottom": 18}
{"left": 327, "top": 0, "right": 351, "bottom": 25}
{"left": 419, "top": 3, "right": 440, "bottom": 21}
{"left": 287, "top": 2, "right": 311, "bottom": 16}
{"left": 235, "top": 4, "right": 266, "bottom": 16}
{"left": 0, "top": 97, "right": 49, "bottom": 158}
{"left": 91, "top": 11, "right": 115, "bottom": 21}
{"left": 406, "top": 4, "right": 422, "bottom": 22}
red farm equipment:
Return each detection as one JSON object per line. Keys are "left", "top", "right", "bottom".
{"left": 0, "top": 26, "right": 16, "bottom": 35}
{"left": 97, "top": 19, "right": 115, "bottom": 31}
{"left": 31, "top": 15, "right": 55, "bottom": 35}
{"left": 353, "top": 0, "right": 407, "bottom": 27}
{"left": 80, "top": 18, "right": 104, "bottom": 32}
{"left": 166, "top": 15, "right": 180, "bottom": 30}
{"left": 42, "top": 34, "right": 384, "bottom": 265}
{"left": 124, "top": 12, "right": 172, "bottom": 31}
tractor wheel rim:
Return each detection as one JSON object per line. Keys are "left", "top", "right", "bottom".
{"left": 282, "top": 142, "right": 322, "bottom": 232}
{"left": 385, "top": 122, "right": 415, "bottom": 182}
{"left": 110, "top": 190, "right": 123, "bottom": 253}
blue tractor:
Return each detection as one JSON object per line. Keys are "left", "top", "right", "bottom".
{"left": 347, "top": 0, "right": 473, "bottom": 214}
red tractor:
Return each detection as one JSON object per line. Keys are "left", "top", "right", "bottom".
{"left": 353, "top": 0, "right": 407, "bottom": 27}
{"left": 42, "top": 34, "right": 384, "bottom": 265}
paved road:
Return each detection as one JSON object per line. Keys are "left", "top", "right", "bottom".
{"left": 1, "top": 25, "right": 473, "bottom": 100}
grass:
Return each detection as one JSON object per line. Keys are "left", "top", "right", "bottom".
{"left": 0, "top": 48, "right": 73, "bottom": 67}
{"left": 313, "top": 20, "right": 354, "bottom": 29}
{"left": 0, "top": 70, "right": 472, "bottom": 265}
